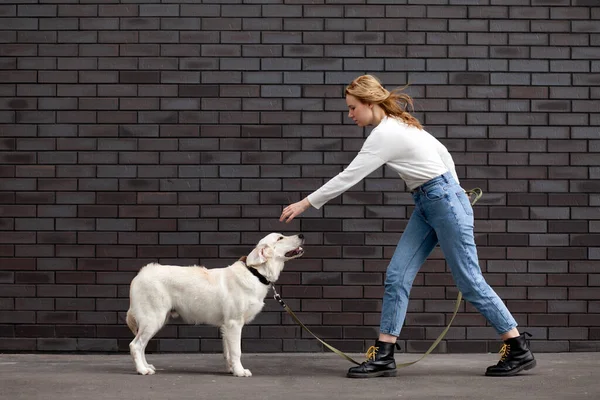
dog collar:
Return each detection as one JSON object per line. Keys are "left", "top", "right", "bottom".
{"left": 239, "top": 256, "right": 271, "bottom": 286}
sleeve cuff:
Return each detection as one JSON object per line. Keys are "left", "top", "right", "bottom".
{"left": 306, "top": 193, "right": 325, "bottom": 210}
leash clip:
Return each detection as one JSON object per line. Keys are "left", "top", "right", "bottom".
{"left": 270, "top": 283, "right": 286, "bottom": 308}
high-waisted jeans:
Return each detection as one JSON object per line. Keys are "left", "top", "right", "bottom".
{"left": 380, "top": 172, "right": 517, "bottom": 336}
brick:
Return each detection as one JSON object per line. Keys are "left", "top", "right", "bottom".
{"left": 551, "top": 6, "right": 590, "bottom": 19}
{"left": 490, "top": 46, "right": 529, "bottom": 59}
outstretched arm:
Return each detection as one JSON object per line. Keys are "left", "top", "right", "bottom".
{"left": 279, "top": 149, "right": 386, "bottom": 223}
{"left": 306, "top": 150, "right": 386, "bottom": 210}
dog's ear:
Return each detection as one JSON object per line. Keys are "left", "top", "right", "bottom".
{"left": 246, "top": 244, "right": 273, "bottom": 266}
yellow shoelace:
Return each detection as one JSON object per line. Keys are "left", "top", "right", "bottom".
{"left": 366, "top": 345, "right": 378, "bottom": 361}
{"left": 498, "top": 344, "right": 511, "bottom": 362}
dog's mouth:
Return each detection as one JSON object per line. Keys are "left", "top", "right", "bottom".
{"left": 285, "top": 247, "right": 304, "bottom": 258}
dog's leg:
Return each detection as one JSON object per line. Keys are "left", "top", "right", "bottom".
{"left": 129, "top": 318, "right": 163, "bottom": 375}
{"left": 130, "top": 331, "right": 155, "bottom": 375}
{"left": 222, "top": 320, "right": 251, "bottom": 377}
{"left": 127, "top": 311, "right": 155, "bottom": 373}
{"left": 221, "top": 325, "right": 232, "bottom": 373}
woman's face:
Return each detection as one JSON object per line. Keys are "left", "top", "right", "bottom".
{"left": 346, "top": 94, "right": 373, "bottom": 127}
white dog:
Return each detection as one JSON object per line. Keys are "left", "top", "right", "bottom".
{"left": 126, "top": 232, "right": 304, "bottom": 377}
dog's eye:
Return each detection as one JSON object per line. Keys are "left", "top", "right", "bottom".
{"left": 277, "top": 237, "right": 284, "bottom": 241}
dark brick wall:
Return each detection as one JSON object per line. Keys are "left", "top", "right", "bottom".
{"left": 1, "top": 0, "right": 599, "bottom": 354}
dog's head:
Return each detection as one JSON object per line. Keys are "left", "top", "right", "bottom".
{"left": 246, "top": 233, "right": 304, "bottom": 282}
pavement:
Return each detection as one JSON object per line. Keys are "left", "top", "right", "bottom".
{"left": 0, "top": 352, "right": 597, "bottom": 400}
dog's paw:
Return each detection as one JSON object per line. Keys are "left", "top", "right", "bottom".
{"left": 147, "top": 364, "right": 156, "bottom": 373}
{"left": 137, "top": 366, "right": 156, "bottom": 375}
{"left": 232, "top": 368, "right": 252, "bottom": 377}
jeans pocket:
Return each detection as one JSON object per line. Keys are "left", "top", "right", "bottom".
{"left": 455, "top": 190, "right": 473, "bottom": 216}
{"left": 424, "top": 183, "right": 447, "bottom": 201}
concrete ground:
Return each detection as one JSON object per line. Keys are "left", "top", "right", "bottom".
{"left": 0, "top": 352, "right": 597, "bottom": 400}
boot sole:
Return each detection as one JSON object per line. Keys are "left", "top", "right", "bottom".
{"left": 485, "top": 359, "right": 537, "bottom": 377}
{"left": 347, "top": 370, "right": 397, "bottom": 379}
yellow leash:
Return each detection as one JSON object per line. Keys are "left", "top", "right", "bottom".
{"left": 274, "top": 188, "right": 483, "bottom": 366}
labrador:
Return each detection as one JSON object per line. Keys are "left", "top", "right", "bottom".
{"left": 126, "top": 232, "right": 305, "bottom": 377}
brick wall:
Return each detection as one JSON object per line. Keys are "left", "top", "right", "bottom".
{"left": 1, "top": 0, "right": 599, "bottom": 354}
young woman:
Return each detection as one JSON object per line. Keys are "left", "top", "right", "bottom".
{"left": 279, "top": 75, "right": 536, "bottom": 378}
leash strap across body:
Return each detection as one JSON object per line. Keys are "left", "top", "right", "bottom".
{"left": 273, "top": 188, "right": 483, "bottom": 367}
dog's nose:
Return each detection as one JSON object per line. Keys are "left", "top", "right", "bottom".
{"left": 298, "top": 233, "right": 304, "bottom": 239}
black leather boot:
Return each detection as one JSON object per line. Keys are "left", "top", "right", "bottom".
{"left": 485, "top": 332, "right": 536, "bottom": 376}
{"left": 347, "top": 340, "right": 400, "bottom": 378}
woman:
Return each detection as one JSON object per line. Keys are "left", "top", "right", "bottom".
{"left": 279, "top": 75, "right": 536, "bottom": 378}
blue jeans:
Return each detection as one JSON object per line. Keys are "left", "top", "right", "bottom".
{"left": 380, "top": 172, "right": 517, "bottom": 336}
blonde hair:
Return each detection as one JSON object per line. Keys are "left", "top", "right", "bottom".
{"left": 345, "top": 75, "right": 423, "bottom": 130}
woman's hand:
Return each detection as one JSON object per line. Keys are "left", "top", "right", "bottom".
{"left": 280, "top": 198, "right": 312, "bottom": 224}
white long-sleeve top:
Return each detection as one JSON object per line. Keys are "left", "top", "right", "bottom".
{"left": 307, "top": 116, "right": 459, "bottom": 210}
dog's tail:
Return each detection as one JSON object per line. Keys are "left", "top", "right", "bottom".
{"left": 126, "top": 310, "right": 138, "bottom": 335}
